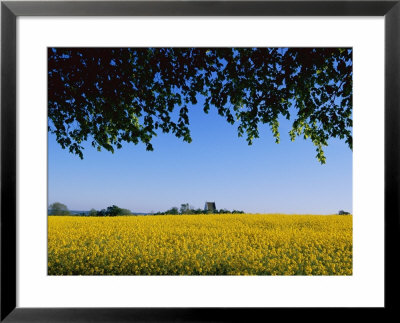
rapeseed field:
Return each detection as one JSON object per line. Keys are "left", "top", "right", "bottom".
{"left": 48, "top": 214, "right": 352, "bottom": 275}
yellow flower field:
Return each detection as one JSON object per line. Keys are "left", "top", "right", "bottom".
{"left": 48, "top": 214, "right": 352, "bottom": 275}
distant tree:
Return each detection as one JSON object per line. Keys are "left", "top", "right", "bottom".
{"left": 88, "top": 208, "right": 97, "bottom": 217}
{"left": 105, "top": 205, "right": 123, "bottom": 216}
{"left": 180, "top": 203, "right": 189, "bottom": 214}
{"left": 232, "top": 210, "right": 245, "bottom": 214}
{"left": 338, "top": 210, "right": 350, "bottom": 215}
{"left": 167, "top": 207, "right": 179, "bottom": 215}
{"left": 120, "top": 208, "right": 132, "bottom": 215}
{"left": 48, "top": 202, "right": 70, "bottom": 215}
{"left": 180, "top": 203, "right": 195, "bottom": 214}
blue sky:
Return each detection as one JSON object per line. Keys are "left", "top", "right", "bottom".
{"left": 48, "top": 95, "right": 352, "bottom": 214}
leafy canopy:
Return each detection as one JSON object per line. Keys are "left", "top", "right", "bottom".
{"left": 48, "top": 48, "right": 352, "bottom": 163}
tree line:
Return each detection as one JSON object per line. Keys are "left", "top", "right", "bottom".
{"left": 48, "top": 202, "right": 131, "bottom": 216}
{"left": 88, "top": 205, "right": 132, "bottom": 217}
{"left": 48, "top": 202, "right": 350, "bottom": 216}
{"left": 153, "top": 203, "right": 244, "bottom": 215}
{"left": 48, "top": 202, "right": 244, "bottom": 216}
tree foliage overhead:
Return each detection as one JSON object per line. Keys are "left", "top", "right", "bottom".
{"left": 48, "top": 47, "right": 352, "bottom": 163}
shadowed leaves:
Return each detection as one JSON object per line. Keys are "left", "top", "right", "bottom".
{"left": 48, "top": 48, "right": 352, "bottom": 163}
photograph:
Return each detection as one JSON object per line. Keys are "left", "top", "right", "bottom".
{"left": 3, "top": 0, "right": 397, "bottom": 319}
{"left": 47, "top": 47, "right": 353, "bottom": 276}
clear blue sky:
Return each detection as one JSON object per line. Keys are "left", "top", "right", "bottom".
{"left": 48, "top": 96, "right": 352, "bottom": 214}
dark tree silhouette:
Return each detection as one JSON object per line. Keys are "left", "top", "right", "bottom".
{"left": 94, "top": 205, "right": 125, "bottom": 216}
{"left": 48, "top": 48, "right": 352, "bottom": 163}
{"left": 105, "top": 205, "right": 123, "bottom": 216}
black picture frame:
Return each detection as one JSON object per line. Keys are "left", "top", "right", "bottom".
{"left": 1, "top": 0, "right": 399, "bottom": 321}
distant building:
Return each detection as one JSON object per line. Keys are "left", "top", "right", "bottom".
{"left": 204, "top": 202, "right": 216, "bottom": 212}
